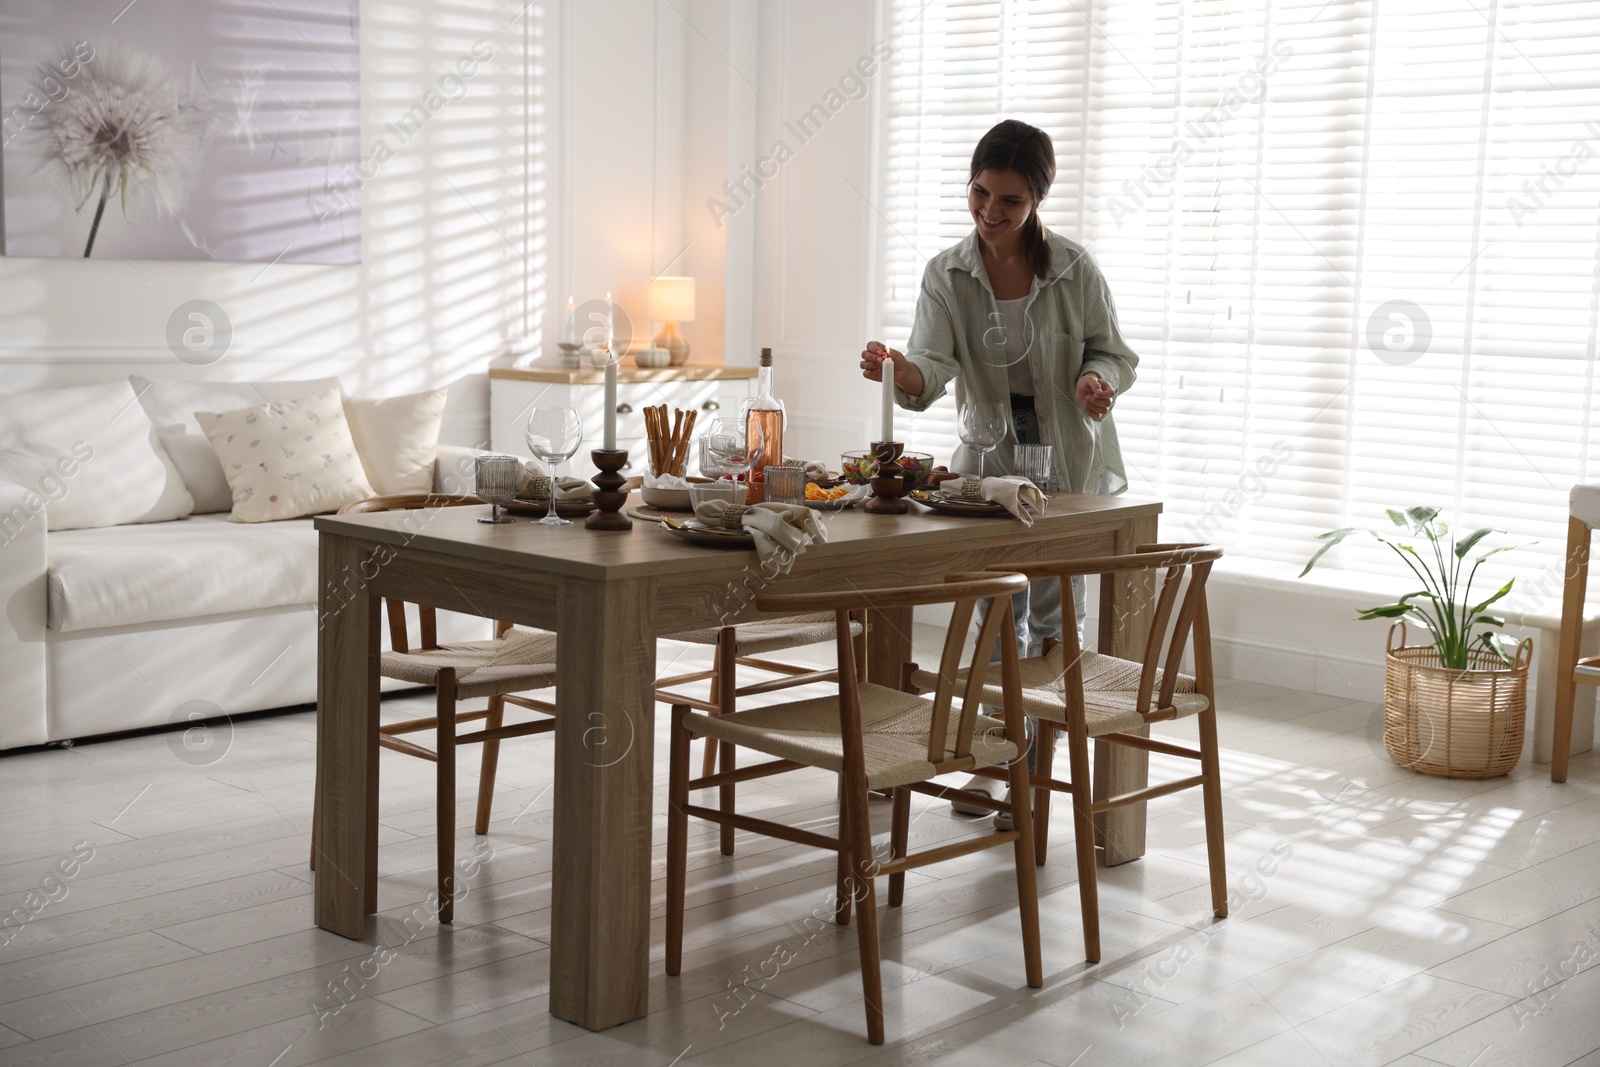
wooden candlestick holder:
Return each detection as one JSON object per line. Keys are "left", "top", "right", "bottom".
{"left": 585, "top": 449, "right": 634, "bottom": 530}
{"left": 864, "top": 440, "right": 910, "bottom": 515}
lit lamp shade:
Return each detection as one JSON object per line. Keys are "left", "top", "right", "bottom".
{"left": 648, "top": 276, "right": 696, "bottom": 366}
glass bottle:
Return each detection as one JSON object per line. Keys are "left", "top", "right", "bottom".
{"left": 744, "top": 347, "right": 785, "bottom": 475}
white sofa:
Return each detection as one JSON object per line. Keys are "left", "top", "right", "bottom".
{"left": 0, "top": 381, "right": 490, "bottom": 752}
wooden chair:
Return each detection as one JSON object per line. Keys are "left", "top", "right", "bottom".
{"left": 655, "top": 612, "right": 867, "bottom": 854}
{"left": 310, "top": 494, "right": 559, "bottom": 923}
{"left": 665, "top": 573, "right": 1041, "bottom": 1045}
{"left": 907, "top": 544, "right": 1226, "bottom": 963}
{"left": 1554, "top": 484, "right": 1600, "bottom": 783}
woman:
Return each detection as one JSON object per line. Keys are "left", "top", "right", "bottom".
{"left": 859, "top": 119, "right": 1138, "bottom": 822}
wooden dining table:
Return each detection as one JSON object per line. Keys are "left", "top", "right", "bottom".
{"left": 312, "top": 491, "right": 1161, "bottom": 1032}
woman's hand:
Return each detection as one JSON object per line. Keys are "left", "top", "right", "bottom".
{"left": 1076, "top": 372, "right": 1115, "bottom": 420}
{"left": 860, "top": 342, "right": 925, "bottom": 397}
{"left": 859, "top": 341, "right": 899, "bottom": 381}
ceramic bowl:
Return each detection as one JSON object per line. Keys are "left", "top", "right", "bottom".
{"left": 641, "top": 476, "right": 714, "bottom": 511}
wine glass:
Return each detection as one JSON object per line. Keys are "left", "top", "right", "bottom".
{"left": 958, "top": 401, "right": 1009, "bottom": 478}
{"left": 701, "top": 417, "right": 763, "bottom": 483}
{"left": 474, "top": 454, "right": 520, "bottom": 524}
{"left": 525, "top": 406, "right": 583, "bottom": 526}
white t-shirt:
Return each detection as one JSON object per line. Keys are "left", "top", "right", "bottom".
{"left": 994, "top": 296, "right": 1034, "bottom": 397}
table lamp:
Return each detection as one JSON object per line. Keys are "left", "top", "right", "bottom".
{"left": 648, "top": 276, "right": 696, "bottom": 366}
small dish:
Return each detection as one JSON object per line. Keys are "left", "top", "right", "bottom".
{"left": 659, "top": 517, "right": 754, "bottom": 547}
{"left": 910, "top": 491, "right": 1011, "bottom": 517}
{"left": 504, "top": 496, "right": 597, "bottom": 518}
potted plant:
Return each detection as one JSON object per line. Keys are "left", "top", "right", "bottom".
{"left": 1302, "top": 506, "right": 1532, "bottom": 778}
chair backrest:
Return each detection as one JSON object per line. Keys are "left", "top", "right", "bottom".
{"left": 335, "top": 493, "right": 496, "bottom": 653}
{"left": 986, "top": 544, "right": 1222, "bottom": 716}
{"left": 755, "top": 572, "right": 1029, "bottom": 772}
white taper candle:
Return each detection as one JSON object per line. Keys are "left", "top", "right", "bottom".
{"left": 880, "top": 352, "right": 894, "bottom": 441}
{"left": 603, "top": 358, "right": 618, "bottom": 451}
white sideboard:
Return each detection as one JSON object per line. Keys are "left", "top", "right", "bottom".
{"left": 489, "top": 364, "right": 757, "bottom": 479}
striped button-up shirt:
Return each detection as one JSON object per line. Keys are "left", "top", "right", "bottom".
{"left": 895, "top": 228, "right": 1139, "bottom": 495}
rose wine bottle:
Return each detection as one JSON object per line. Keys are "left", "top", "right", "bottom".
{"left": 745, "top": 347, "right": 785, "bottom": 475}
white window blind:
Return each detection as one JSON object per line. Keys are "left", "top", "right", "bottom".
{"left": 877, "top": 0, "right": 1600, "bottom": 609}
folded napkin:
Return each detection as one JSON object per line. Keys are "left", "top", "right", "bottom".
{"left": 517, "top": 465, "right": 592, "bottom": 501}
{"left": 643, "top": 472, "right": 691, "bottom": 491}
{"left": 692, "top": 500, "right": 826, "bottom": 573}
{"left": 937, "top": 476, "right": 1046, "bottom": 525}
{"left": 787, "top": 458, "right": 833, "bottom": 484}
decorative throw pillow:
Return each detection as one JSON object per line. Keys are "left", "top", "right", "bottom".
{"left": 344, "top": 388, "right": 448, "bottom": 495}
{"left": 129, "top": 376, "right": 344, "bottom": 513}
{"left": 196, "top": 387, "right": 375, "bottom": 522}
{"left": 0, "top": 381, "right": 194, "bottom": 531}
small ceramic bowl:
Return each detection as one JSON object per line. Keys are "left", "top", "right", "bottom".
{"left": 640, "top": 476, "right": 711, "bottom": 511}
{"left": 634, "top": 347, "right": 671, "bottom": 368}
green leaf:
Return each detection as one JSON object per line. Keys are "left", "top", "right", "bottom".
{"left": 1469, "top": 579, "right": 1514, "bottom": 616}
{"left": 1385, "top": 508, "right": 1409, "bottom": 528}
{"left": 1299, "top": 528, "right": 1358, "bottom": 576}
{"left": 1476, "top": 632, "right": 1514, "bottom": 667}
{"left": 1472, "top": 544, "right": 1517, "bottom": 564}
{"left": 1405, "top": 506, "right": 1441, "bottom": 529}
{"left": 1454, "top": 527, "right": 1494, "bottom": 558}
{"left": 1356, "top": 603, "right": 1414, "bottom": 620}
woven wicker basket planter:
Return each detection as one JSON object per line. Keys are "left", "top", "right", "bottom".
{"left": 1382, "top": 622, "right": 1533, "bottom": 778}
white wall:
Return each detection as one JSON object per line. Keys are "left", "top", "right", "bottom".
{"left": 0, "top": 0, "right": 709, "bottom": 446}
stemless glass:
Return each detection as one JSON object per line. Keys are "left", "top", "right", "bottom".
{"left": 474, "top": 454, "right": 520, "bottom": 524}
{"left": 1016, "top": 443, "right": 1056, "bottom": 491}
{"left": 958, "top": 401, "right": 1009, "bottom": 478}
{"left": 525, "top": 406, "right": 584, "bottom": 526}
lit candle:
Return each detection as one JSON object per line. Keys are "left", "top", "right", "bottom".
{"left": 880, "top": 351, "right": 894, "bottom": 442}
{"left": 564, "top": 296, "right": 576, "bottom": 344}
{"left": 603, "top": 357, "right": 618, "bottom": 451}
{"left": 605, "top": 291, "right": 615, "bottom": 356}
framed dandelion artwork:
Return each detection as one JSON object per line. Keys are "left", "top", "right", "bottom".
{"left": 0, "top": 0, "right": 360, "bottom": 264}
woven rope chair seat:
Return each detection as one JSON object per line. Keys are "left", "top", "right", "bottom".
{"left": 666, "top": 612, "right": 864, "bottom": 657}
{"left": 910, "top": 647, "right": 1207, "bottom": 735}
{"left": 687, "top": 682, "right": 1020, "bottom": 791}
{"left": 381, "top": 629, "right": 558, "bottom": 700}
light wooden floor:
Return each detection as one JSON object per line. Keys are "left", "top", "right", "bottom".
{"left": 2, "top": 627, "right": 1598, "bottom": 1067}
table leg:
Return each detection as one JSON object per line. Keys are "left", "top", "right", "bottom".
{"left": 549, "top": 576, "right": 657, "bottom": 1030}
{"left": 1094, "top": 514, "right": 1158, "bottom": 866}
{"left": 867, "top": 606, "right": 916, "bottom": 689}
{"left": 314, "top": 534, "right": 381, "bottom": 937}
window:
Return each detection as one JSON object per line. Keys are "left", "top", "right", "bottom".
{"left": 877, "top": 0, "right": 1600, "bottom": 608}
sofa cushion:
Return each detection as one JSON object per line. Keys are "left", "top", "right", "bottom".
{"left": 46, "top": 513, "right": 316, "bottom": 632}
{"left": 131, "top": 375, "right": 344, "bottom": 436}
{"left": 130, "top": 376, "right": 343, "bottom": 512}
{"left": 345, "top": 388, "right": 448, "bottom": 495}
{"left": 197, "top": 387, "right": 375, "bottom": 522}
{"left": 0, "top": 381, "right": 195, "bottom": 531}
